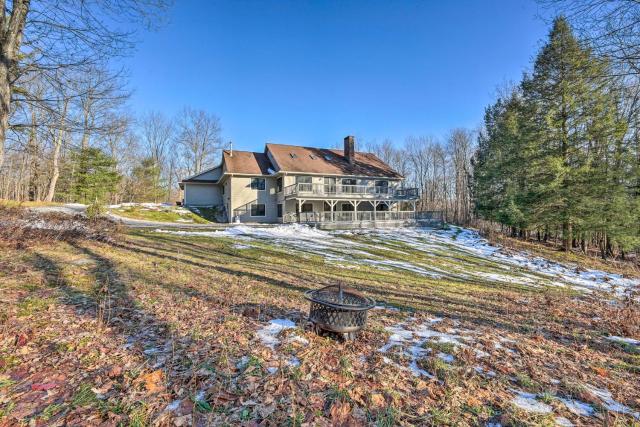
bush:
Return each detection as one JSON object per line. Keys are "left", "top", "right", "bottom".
{"left": 86, "top": 201, "right": 106, "bottom": 220}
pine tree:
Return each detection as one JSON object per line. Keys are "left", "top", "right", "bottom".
{"left": 66, "top": 148, "right": 121, "bottom": 204}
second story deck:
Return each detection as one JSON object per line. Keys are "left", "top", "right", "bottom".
{"left": 283, "top": 183, "right": 419, "bottom": 200}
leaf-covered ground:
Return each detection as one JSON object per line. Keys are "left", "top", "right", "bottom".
{"left": 0, "top": 224, "right": 639, "bottom": 426}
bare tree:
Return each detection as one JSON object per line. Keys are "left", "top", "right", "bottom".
{"left": 177, "top": 108, "right": 223, "bottom": 175}
{"left": 140, "top": 111, "right": 173, "bottom": 201}
{"left": 0, "top": 0, "right": 169, "bottom": 170}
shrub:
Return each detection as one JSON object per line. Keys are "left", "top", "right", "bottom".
{"left": 86, "top": 201, "right": 106, "bottom": 220}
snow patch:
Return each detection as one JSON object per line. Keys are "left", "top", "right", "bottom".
{"left": 511, "top": 390, "right": 552, "bottom": 414}
{"left": 257, "top": 318, "right": 296, "bottom": 348}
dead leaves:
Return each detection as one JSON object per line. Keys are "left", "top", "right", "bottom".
{"left": 139, "top": 369, "right": 165, "bottom": 394}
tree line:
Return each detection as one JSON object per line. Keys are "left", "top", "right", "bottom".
{"left": 473, "top": 14, "right": 640, "bottom": 258}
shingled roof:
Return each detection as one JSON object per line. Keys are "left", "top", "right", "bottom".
{"left": 222, "top": 150, "right": 273, "bottom": 175}
{"left": 265, "top": 144, "right": 403, "bottom": 178}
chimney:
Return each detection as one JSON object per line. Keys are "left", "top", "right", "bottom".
{"left": 344, "top": 135, "right": 355, "bottom": 165}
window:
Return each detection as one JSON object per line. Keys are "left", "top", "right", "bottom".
{"left": 375, "top": 180, "right": 389, "bottom": 194}
{"left": 276, "top": 177, "right": 283, "bottom": 193}
{"left": 301, "top": 203, "right": 313, "bottom": 213}
{"left": 221, "top": 185, "right": 225, "bottom": 195}
{"left": 342, "top": 178, "right": 357, "bottom": 194}
{"left": 296, "top": 176, "right": 312, "bottom": 184}
{"left": 277, "top": 204, "right": 283, "bottom": 218}
{"left": 341, "top": 203, "right": 354, "bottom": 212}
{"left": 251, "top": 178, "right": 265, "bottom": 190}
{"left": 250, "top": 203, "right": 266, "bottom": 217}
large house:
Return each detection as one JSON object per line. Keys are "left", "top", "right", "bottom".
{"left": 179, "top": 136, "right": 420, "bottom": 226}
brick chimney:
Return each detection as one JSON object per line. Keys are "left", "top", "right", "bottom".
{"left": 344, "top": 135, "right": 355, "bottom": 165}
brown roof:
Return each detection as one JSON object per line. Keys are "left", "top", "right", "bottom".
{"left": 222, "top": 150, "right": 273, "bottom": 175}
{"left": 265, "top": 143, "right": 402, "bottom": 178}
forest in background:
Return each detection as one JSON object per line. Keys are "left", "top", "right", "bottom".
{"left": 0, "top": 1, "right": 638, "bottom": 260}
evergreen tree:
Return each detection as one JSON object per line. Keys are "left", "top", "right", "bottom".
{"left": 473, "top": 16, "right": 639, "bottom": 257}
{"left": 66, "top": 148, "right": 121, "bottom": 204}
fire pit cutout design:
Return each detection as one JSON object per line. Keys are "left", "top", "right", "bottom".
{"left": 304, "top": 284, "right": 375, "bottom": 340}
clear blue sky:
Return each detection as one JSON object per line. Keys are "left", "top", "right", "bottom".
{"left": 125, "top": 0, "right": 550, "bottom": 152}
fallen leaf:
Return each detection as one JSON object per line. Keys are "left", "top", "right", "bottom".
{"left": 330, "top": 401, "right": 352, "bottom": 425}
{"left": 370, "top": 393, "right": 385, "bottom": 409}
{"left": 31, "top": 382, "right": 57, "bottom": 391}
{"left": 140, "top": 369, "right": 164, "bottom": 394}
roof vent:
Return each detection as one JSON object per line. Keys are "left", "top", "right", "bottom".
{"left": 289, "top": 153, "right": 298, "bottom": 159}
{"left": 309, "top": 154, "right": 316, "bottom": 160}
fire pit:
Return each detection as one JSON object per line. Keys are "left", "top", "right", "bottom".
{"left": 304, "top": 284, "right": 375, "bottom": 340}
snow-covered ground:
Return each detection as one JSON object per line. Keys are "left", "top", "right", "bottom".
{"left": 154, "top": 225, "right": 640, "bottom": 296}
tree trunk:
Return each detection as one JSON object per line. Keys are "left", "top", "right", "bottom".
{"left": 44, "top": 99, "right": 68, "bottom": 202}
{"left": 0, "top": 0, "right": 31, "bottom": 170}
{"left": 0, "top": 59, "right": 9, "bottom": 171}
{"left": 562, "top": 222, "right": 572, "bottom": 252}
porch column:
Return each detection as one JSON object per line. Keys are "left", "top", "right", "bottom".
{"left": 329, "top": 200, "right": 336, "bottom": 222}
{"left": 373, "top": 201, "right": 378, "bottom": 223}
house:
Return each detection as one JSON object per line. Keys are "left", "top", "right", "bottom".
{"left": 179, "top": 136, "right": 420, "bottom": 227}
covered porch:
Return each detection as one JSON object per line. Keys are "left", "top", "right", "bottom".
{"left": 282, "top": 199, "right": 417, "bottom": 226}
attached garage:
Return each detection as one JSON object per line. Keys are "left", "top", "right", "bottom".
{"left": 179, "top": 166, "right": 223, "bottom": 207}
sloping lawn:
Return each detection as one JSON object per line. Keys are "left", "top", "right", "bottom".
{"left": 109, "top": 203, "right": 210, "bottom": 224}
{"left": 0, "top": 224, "right": 638, "bottom": 426}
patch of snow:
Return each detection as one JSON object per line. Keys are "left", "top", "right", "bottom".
{"left": 584, "top": 384, "right": 640, "bottom": 419}
{"left": 607, "top": 336, "right": 639, "bottom": 346}
{"left": 555, "top": 416, "right": 574, "bottom": 427}
{"left": 164, "top": 400, "right": 182, "bottom": 413}
{"left": 511, "top": 390, "right": 553, "bottom": 414}
{"left": 266, "top": 367, "right": 278, "bottom": 374}
{"left": 257, "top": 318, "right": 296, "bottom": 348}
{"left": 558, "top": 398, "right": 594, "bottom": 417}
{"left": 437, "top": 352, "right": 454, "bottom": 363}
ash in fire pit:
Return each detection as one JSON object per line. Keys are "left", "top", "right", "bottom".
{"left": 304, "top": 284, "right": 375, "bottom": 340}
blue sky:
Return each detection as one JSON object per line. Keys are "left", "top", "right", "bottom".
{"left": 125, "top": 0, "right": 550, "bottom": 152}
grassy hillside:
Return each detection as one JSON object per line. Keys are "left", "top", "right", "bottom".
{"left": 0, "top": 220, "right": 638, "bottom": 426}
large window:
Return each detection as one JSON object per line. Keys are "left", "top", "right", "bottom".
{"left": 342, "top": 178, "right": 357, "bottom": 194}
{"left": 250, "top": 203, "right": 266, "bottom": 217}
{"left": 296, "top": 176, "right": 312, "bottom": 184}
{"left": 375, "top": 180, "right": 389, "bottom": 194}
{"left": 251, "top": 178, "right": 266, "bottom": 190}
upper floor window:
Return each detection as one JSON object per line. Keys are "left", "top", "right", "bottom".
{"left": 342, "top": 178, "right": 357, "bottom": 186}
{"left": 296, "top": 176, "right": 312, "bottom": 184}
{"left": 276, "top": 177, "right": 283, "bottom": 192}
{"left": 251, "top": 178, "right": 266, "bottom": 190}
{"left": 375, "top": 180, "right": 389, "bottom": 193}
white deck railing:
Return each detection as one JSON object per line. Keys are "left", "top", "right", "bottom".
{"left": 283, "top": 183, "right": 419, "bottom": 199}
{"left": 283, "top": 211, "right": 416, "bottom": 224}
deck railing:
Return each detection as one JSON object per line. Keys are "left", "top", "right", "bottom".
{"left": 283, "top": 183, "right": 419, "bottom": 199}
{"left": 283, "top": 210, "right": 417, "bottom": 224}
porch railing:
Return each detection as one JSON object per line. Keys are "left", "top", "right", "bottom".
{"left": 283, "top": 210, "right": 417, "bottom": 224}
{"left": 283, "top": 183, "right": 419, "bottom": 199}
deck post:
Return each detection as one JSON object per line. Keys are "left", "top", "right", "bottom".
{"left": 373, "top": 201, "right": 378, "bottom": 224}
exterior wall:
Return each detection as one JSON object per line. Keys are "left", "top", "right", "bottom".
{"left": 183, "top": 183, "right": 222, "bottom": 206}
{"left": 230, "top": 176, "right": 279, "bottom": 223}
